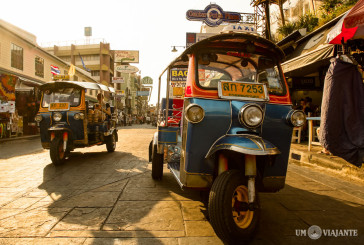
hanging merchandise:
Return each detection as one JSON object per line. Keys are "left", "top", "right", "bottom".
{"left": 0, "top": 74, "right": 16, "bottom": 101}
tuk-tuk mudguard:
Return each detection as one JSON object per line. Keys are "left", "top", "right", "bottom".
{"left": 205, "top": 135, "right": 280, "bottom": 158}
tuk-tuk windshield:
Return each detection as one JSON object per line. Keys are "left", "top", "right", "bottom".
{"left": 196, "top": 52, "right": 286, "bottom": 96}
{"left": 42, "top": 88, "right": 82, "bottom": 108}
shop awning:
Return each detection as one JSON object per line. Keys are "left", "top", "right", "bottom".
{"left": 281, "top": 44, "right": 335, "bottom": 75}
{"left": 279, "top": 17, "right": 343, "bottom": 77}
{"left": 18, "top": 76, "right": 44, "bottom": 86}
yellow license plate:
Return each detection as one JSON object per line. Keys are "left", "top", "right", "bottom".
{"left": 49, "top": 102, "right": 70, "bottom": 111}
{"left": 218, "top": 81, "right": 268, "bottom": 101}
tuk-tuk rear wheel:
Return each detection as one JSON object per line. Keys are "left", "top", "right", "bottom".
{"left": 106, "top": 132, "right": 116, "bottom": 153}
{"left": 208, "top": 170, "right": 260, "bottom": 244}
{"left": 50, "top": 137, "right": 66, "bottom": 165}
{"left": 151, "top": 145, "right": 163, "bottom": 180}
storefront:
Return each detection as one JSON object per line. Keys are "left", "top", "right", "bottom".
{"left": 278, "top": 16, "right": 343, "bottom": 114}
{"left": 0, "top": 71, "right": 43, "bottom": 138}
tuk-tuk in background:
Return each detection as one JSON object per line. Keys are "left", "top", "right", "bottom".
{"left": 149, "top": 33, "right": 306, "bottom": 243}
{"left": 35, "top": 81, "right": 118, "bottom": 165}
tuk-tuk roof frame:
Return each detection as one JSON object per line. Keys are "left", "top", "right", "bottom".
{"left": 40, "top": 81, "right": 114, "bottom": 92}
{"left": 180, "top": 32, "right": 285, "bottom": 61}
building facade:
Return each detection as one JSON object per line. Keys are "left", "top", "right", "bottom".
{"left": 0, "top": 19, "right": 98, "bottom": 137}
{"left": 43, "top": 42, "right": 114, "bottom": 87}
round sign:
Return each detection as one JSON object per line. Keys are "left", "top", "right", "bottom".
{"left": 142, "top": 76, "right": 153, "bottom": 84}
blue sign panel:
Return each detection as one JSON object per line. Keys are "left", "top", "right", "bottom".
{"left": 186, "top": 4, "right": 241, "bottom": 27}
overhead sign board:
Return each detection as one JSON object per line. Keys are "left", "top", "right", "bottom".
{"left": 112, "top": 77, "right": 124, "bottom": 83}
{"left": 116, "top": 90, "right": 125, "bottom": 97}
{"left": 115, "top": 65, "right": 139, "bottom": 74}
{"left": 53, "top": 74, "right": 70, "bottom": 80}
{"left": 142, "top": 76, "right": 153, "bottom": 84}
{"left": 137, "top": 91, "right": 150, "bottom": 96}
{"left": 170, "top": 68, "right": 188, "bottom": 81}
{"left": 115, "top": 50, "right": 139, "bottom": 63}
{"left": 186, "top": 4, "right": 241, "bottom": 27}
{"left": 186, "top": 33, "right": 215, "bottom": 48}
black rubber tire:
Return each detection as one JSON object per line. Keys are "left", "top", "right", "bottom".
{"left": 106, "top": 132, "right": 116, "bottom": 152}
{"left": 208, "top": 170, "right": 260, "bottom": 244}
{"left": 50, "top": 137, "right": 66, "bottom": 165}
{"left": 151, "top": 144, "right": 163, "bottom": 180}
{"left": 148, "top": 140, "right": 153, "bottom": 162}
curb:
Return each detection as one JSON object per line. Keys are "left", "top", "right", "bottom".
{"left": 289, "top": 145, "right": 364, "bottom": 180}
{"left": 0, "top": 134, "right": 40, "bottom": 143}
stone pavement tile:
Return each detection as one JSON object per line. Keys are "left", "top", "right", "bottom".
{"left": 53, "top": 207, "right": 112, "bottom": 231}
{"left": 91, "top": 179, "right": 129, "bottom": 192}
{"left": 178, "top": 237, "right": 223, "bottom": 245}
{"left": 0, "top": 197, "right": 14, "bottom": 206}
{"left": 1, "top": 197, "right": 43, "bottom": 209}
{"left": 294, "top": 210, "right": 364, "bottom": 230}
{"left": 127, "top": 177, "right": 157, "bottom": 188}
{"left": 0, "top": 181, "right": 22, "bottom": 188}
{"left": 0, "top": 238, "right": 35, "bottom": 245}
{"left": 119, "top": 187, "right": 199, "bottom": 201}
{"left": 48, "top": 230, "right": 185, "bottom": 238}
{"left": 278, "top": 194, "right": 322, "bottom": 211}
{"left": 52, "top": 191, "right": 120, "bottom": 208}
{"left": 104, "top": 200, "right": 184, "bottom": 231}
{"left": 0, "top": 207, "right": 70, "bottom": 237}
{"left": 184, "top": 221, "right": 216, "bottom": 237}
{"left": 180, "top": 201, "right": 207, "bottom": 221}
{"left": 0, "top": 209, "right": 23, "bottom": 220}
{"left": 26, "top": 189, "right": 51, "bottom": 198}
{"left": 0, "top": 238, "right": 86, "bottom": 245}
{"left": 309, "top": 189, "right": 364, "bottom": 206}
{"left": 84, "top": 237, "right": 178, "bottom": 245}
{"left": 259, "top": 196, "right": 298, "bottom": 221}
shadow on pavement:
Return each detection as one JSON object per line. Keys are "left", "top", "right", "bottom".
{"left": 37, "top": 149, "right": 203, "bottom": 244}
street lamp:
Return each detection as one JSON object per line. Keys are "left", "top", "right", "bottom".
{"left": 171, "top": 46, "right": 185, "bottom": 52}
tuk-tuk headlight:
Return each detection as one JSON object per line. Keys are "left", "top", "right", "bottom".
{"left": 185, "top": 104, "right": 204, "bottom": 123}
{"left": 35, "top": 114, "right": 43, "bottom": 122}
{"left": 53, "top": 112, "right": 62, "bottom": 122}
{"left": 290, "top": 110, "right": 306, "bottom": 127}
{"left": 74, "top": 113, "right": 85, "bottom": 120}
{"left": 239, "top": 104, "right": 264, "bottom": 128}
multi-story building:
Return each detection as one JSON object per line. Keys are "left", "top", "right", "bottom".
{"left": 270, "top": 0, "right": 324, "bottom": 40}
{"left": 0, "top": 19, "right": 99, "bottom": 137}
{"left": 43, "top": 42, "right": 114, "bottom": 87}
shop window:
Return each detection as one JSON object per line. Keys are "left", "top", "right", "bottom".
{"left": 11, "top": 43, "right": 23, "bottom": 70}
{"left": 35, "top": 56, "right": 44, "bottom": 78}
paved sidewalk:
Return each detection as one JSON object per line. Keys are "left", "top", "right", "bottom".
{"left": 290, "top": 143, "right": 364, "bottom": 181}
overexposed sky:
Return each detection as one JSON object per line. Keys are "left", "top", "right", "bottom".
{"left": 2, "top": 0, "right": 254, "bottom": 104}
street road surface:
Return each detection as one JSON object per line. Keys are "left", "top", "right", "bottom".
{"left": 0, "top": 125, "right": 363, "bottom": 244}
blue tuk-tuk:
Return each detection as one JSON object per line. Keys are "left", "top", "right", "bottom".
{"left": 149, "top": 33, "right": 306, "bottom": 243}
{"left": 35, "top": 81, "right": 118, "bottom": 165}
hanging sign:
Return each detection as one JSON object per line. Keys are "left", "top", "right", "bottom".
{"left": 114, "top": 50, "right": 139, "bottom": 63}
{"left": 115, "top": 65, "right": 139, "bottom": 74}
{"left": 186, "top": 4, "right": 241, "bottom": 27}
{"left": 136, "top": 91, "right": 150, "bottom": 96}
{"left": 170, "top": 68, "right": 188, "bottom": 81}
{"left": 112, "top": 77, "right": 124, "bottom": 83}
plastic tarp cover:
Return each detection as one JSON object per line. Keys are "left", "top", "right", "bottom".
{"left": 319, "top": 58, "right": 364, "bottom": 167}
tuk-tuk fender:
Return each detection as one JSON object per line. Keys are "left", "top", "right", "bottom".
{"left": 205, "top": 134, "right": 280, "bottom": 159}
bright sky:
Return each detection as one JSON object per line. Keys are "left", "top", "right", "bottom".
{"left": 2, "top": 0, "right": 254, "bottom": 104}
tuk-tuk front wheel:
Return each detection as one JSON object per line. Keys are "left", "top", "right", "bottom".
{"left": 208, "top": 170, "right": 260, "bottom": 244}
{"left": 106, "top": 132, "right": 116, "bottom": 153}
{"left": 151, "top": 144, "right": 163, "bottom": 180}
{"left": 50, "top": 137, "right": 66, "bottom": 165}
